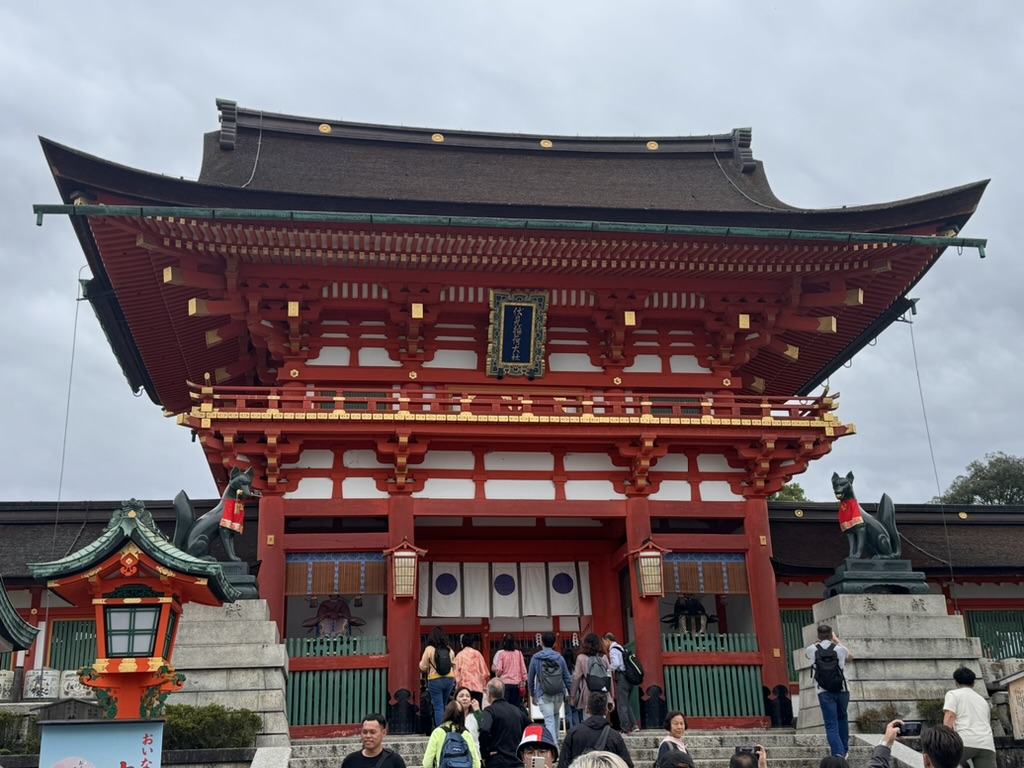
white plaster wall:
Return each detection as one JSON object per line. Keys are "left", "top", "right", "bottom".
{"left": 657, "top": 455, "right": 688, "bottom": 472}
{"left": 699, "top": 481, "right": 743, "bottom": 501}
{"left": 341, "top": 477, "right": 390, "bottom": 498}
{"left": 282, "top": 449, "right": 336, "bottom": 469}
{"left": 344, "top": 450, "right": 390, "bottom": 469}
{"left": 564, "top": 453, "right": 617, "bottom": 471}
{"left": 484, "top": 452, "right": 554, "bottom": 471}
{"left": 951, "top": 582, "right": 1024, "bottom": 599}
{"left": 284, "top": 477, "right": 334, "bottom": 499}
{"left": 669, "top": 356, "right": 708, "bottom": 373}
{"left": 624, "top": 355, "right": 663, "bottom": 373}
{"left": 485, "top": 480, "right": 555, "bottom": 499}
{"left": 697, "top": 454, "right": 743, "bottom": 472}
{"left": 564, "top": 480, "right": 623, "bottom": 500}
{"left": 413, "top": 478, "right": 477, "bottom": 498}
{"left": 548, "top": 353, "right": 602, "bottom": 372}
{"left": 649, "top": 481, "right": 692, "bottom": 501}
{"left": 358, "top": 348, "right": 402, "bottom": 367}
{"left": 423, "top": 350, "right": 478, "bottom": 369}
{"left": 307, "top": 347, "right": 351, "bottom": 366}
{"left": 417, "top": 451, "right": 476, "bottom": 470}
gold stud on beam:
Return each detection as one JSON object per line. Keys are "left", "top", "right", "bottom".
{"left": 288, "top": 301, "right": 300, "bottom": 318}
{"left": 845, "top": 288, "right": 864, "bottom": 306}
{"left": 738, "top": 313, "right": 750, "bottom": 330}
{"left": 411, "top": 302, "right": 424, "bottom": 320}
{"left": 163, "top": 267, "right": 181, "bottom": 285}
{"left": 817, "top": 317, "right": 837, "bottom": 333}
{"left": 623, "top": 310, "right": 636, "bottom": 327}
{"left": 749, "top": 377, "right": 766, "bottom": 394}
{"left": 784, "top": 344, "right": 799, "bottom": 361}
{"left": 188, "top": 298, "right": 208, "bottom": 317}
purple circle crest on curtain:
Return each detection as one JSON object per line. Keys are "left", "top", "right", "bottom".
{"left": 552, "top": 572, "right": 574, "bottom": 595}
{"left": 436, "top": 573, "right": 458, "bottom": 595}
{"left": 494, "top": 574, "right": 516, "bottom": 596}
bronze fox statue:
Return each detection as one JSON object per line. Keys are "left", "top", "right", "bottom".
{"left": 172, "top": 466, "right": 255, "bottom": 561}
{"left": 831, "top": 471, "right": 901, "bottom": 560}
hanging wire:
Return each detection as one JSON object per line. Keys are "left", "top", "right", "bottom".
{"left": 907, "top": 317, "right": 960, "bottom": 614}
{"left": 240, "top": 111, "right": 265, "bottom": 189}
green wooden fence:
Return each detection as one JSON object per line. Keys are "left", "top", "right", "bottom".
{"left": 662, "top": 632, "right": 759, "bottom": 653}
{"left": 49, "top": 619, "right": 97, "bottom": 670}
{"left": 286, "top": 635, "right": 388, "bottom": 658}
{"left": 780, "top": 609, "right": 814, "bottom": 682}
{"left": 966, "top": 611, "right": 1024, "bottom": 660}
{"left": 287, "top": 667, "right": 388, "bottom": 726}
{"left": 663, "top": 663, "right": 764, "bottom": 717}
{"left": 0, "top": 651, "right": 12, "bottom": 670}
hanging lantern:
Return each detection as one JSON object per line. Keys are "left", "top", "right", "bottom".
{"left": 632, "top": 540, "right": 668, "bottom": 598}
{"left": 384, "top": 539, "right": 426, "bottom": 599}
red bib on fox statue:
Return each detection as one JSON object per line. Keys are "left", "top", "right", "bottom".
{"left": 219, "top": 492, "right": 245, "bottom": 533}
{"left": 837, "top": 498, "right": 863, "bottom": 532}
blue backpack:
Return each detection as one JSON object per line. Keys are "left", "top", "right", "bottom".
{"left": 439, "top": 728, "right": 472, "bottom": 768}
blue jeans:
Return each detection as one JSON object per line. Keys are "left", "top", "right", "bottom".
{"left": 537, "top": 693, "right": 563, "bottom": 744}
{"left": 818, "top": 690, "right": 850, "bottom": 756}
{"left": 428, "top": 676, "right": 455, "bottom": 728}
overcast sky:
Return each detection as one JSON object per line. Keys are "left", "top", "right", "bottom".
{"left": 1, "top": 2, "right": 1020, "bottom": 506}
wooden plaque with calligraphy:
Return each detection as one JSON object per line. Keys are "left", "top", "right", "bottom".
{"left": 486, "top": 290, "right": 549, "bottom": 379}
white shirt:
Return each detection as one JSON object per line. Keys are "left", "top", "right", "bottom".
{"left": 943, "top": 686, "right": 995, "bottom": 751}
{"left": 804, "top": 640, "right": 849, "bottom": 694}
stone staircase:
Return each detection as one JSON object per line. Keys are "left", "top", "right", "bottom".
{"left": 287, "top": 730, "right": 886, "bottom": 768}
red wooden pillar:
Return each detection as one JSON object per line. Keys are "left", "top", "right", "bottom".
{"left": 256, "top": 493, "right": 287, "bottom": 630}
{"left": 590, "top": 553, "right": 621, "bottom": 640}
{"left": 745, "top": 498, "right": 788, "bottom": 688}
{"left": 625, "top": 497, "right": 663, "bottom": 696}
{"left": 387, "top": 495, "right": 420, "bottom": 703}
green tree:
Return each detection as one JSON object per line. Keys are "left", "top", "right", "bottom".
{"left": 769, "top": 482, "right": 808, "bottom": 501}
{"left": 933, "top": 452, "right": 1024, "bottom": 505}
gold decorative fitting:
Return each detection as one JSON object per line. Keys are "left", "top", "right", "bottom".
{"left": 409, "top": 371, "right": 418, "bottom": 379}
{"left": 431, "top": 133, "right": 444, "bottom": 143}
{"left": 318, "top": 123, "right": 332, "bottom": 134}
{"left": 958, "top": 511, "right": 968, "bottom": 520}
{"left": 289, "top": 369, "right": 300, "bottom": 378}
{"left": 127, "top": 510, "right": 137, "bottom": 518}
{"left": 539, "top": 139, "right": 553, "bottom": 148}
{"left": 646, "top": 141, "right": 659, "bottom": 151}
{"left": 722, "top": 378, "right": 732, "bottom": 387}
{"left": 794, "top": 509, "right": 804, "bottom": 518}
{"left": 612, "top": 376, "right": 623, "bottom": 386}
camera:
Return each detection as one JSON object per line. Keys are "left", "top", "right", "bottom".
{"left": 736, "top": 747, "right": 760, "bottom": 755}
{"left": 898, "top": 721, "right": 923, "bottom": 737}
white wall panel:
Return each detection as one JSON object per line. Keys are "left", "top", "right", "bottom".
{"left": 282, "top": 449, "right": 336, "bottom": 470}
{"left": 485, "top": 480, "right": 555, "bottom": 499}
{"left": 283, "top": 478, "right": 334, "bottom": 499}
{"left": 564, "top": 480, "right": 622, "bottom": 500}
{"left": 341, "top": 477, "right": 390, "bottom": 498}
{"left": 649, "top": 480, "right": 693, "bottom": 501}
{"left": 414, "top": 479, "right": 477, "bottom": 499}
{"left": 484, "top": 453, "right": 554, "bottom": 471}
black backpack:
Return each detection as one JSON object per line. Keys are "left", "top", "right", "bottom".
{"left": 540, "top": 657, "right": 564, "bottom": 695}
{"left": 616, "top": 644, "right": 645, "bottom": 686}
{"left": 581, "top": 724, "right": 611, "bottom": 756}
{"left": 812, "top": 642, "right": 845, "bottom": 693}
{"left": 434, "top": 646, "right": 452, "bottom": 676}
{"left": 585, "top": 654, "right": 611, "bottom": 692}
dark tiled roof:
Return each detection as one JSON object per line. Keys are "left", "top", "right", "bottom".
{"left": 0, "top": 575, "right": 38, "bottom": 650}
{"left": 769, "top": 501, "right": 1024, "bottom": 576}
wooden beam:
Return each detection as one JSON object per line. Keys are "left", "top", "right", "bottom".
{"left": 799, "top": 287, "right": 863, "bottom": 309}
{"left": 163, "top": 266, "right": 225, "bottom": 292}
{"left": 775, "top": 315, "right": 836, "bottom": 334}
{"left": 205, "top": 320, "right": 248, "bottom": 348}
{"left": 189, "top": 297, "right": 245, "bottom": 317}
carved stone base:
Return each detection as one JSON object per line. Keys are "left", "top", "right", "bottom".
{"left": 823, "top": 558, "right": 929, "bottom": 597}
{"left": 218, "top": 560, "right": 260, "bottom": 599}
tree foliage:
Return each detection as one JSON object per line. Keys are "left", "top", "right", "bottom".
{"left": 769, "top": 482, "right": 808, "bottom": 501}
{"left": 933, "top": 452, "right": 1024, "bottom": 505}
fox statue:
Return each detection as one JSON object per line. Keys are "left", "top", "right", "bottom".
{"left": 831, "top": 471, "right": 901, "bottom": 560}
{"left": 172, "top": 466, "right": 255, "bottom": 561}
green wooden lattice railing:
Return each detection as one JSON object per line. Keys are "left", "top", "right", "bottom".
{"left": 780, "top": 610, "right": 814, "bottom": 683}
{"left": 286, "top": 635, "right": 387, "bottom": 657}
{"left": 287, "top": 667, "right": 388, "bottom": 726}
{"left": 663, "top": 664, "right": 764, "bottom": 718}
{"left": 0, "top": 651, "right": 12, "bottom": 671}
{"left": 49, "top": 619, "right": 97, "bottom": 670}
{"left": 662, "top": 632, "right": 759, "bottom": 653}
{"left": 965, "top": 611, "right": 1024, "bottom": 660}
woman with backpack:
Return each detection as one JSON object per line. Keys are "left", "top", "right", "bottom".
{"left": 421, "top": 627, "right": 457, "bottom": 728}
{"left": 570, "top": 633, "right": 611, "bottom": 726}
{"left": 423, "top": 700, "right": 481, "bottom": 768}
{"left": 492, "top": 633, "right": 528, "bottom": 708}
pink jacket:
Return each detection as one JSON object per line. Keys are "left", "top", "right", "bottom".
{"left": 455, "top": 646, "right": 491, "bottom": 693}
{"left": 492, "top": 648, "right": 527, "bottom": 685}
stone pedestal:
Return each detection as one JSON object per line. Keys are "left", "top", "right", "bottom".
{"left": 823, "top": 558, "right": 929, "bottom": 597}
{"left": 795, "top": 594, "right": 986, "bottom": 734}
{"left": 219, "top": 560, "right": 260, "bottom": 600}
{"left": 169, "top": 599, "right": 289, "bottom": 747}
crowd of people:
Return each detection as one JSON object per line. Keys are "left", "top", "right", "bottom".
{"left": 342, "top": 626, "right": 997, "bottom": 768}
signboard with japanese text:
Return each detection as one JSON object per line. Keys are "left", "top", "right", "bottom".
{"left": 486, "top": 290, "right": 549, "bottom": 379}
{"left": 40, "top": 720, "right": 163, "bottom": 768}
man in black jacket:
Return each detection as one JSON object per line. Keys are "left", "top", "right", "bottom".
{"left": 480, "top": 679, "right": 532, "bottom": 768}
{"left": 557, "top": 692, "right": 634, "bottom": 768}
